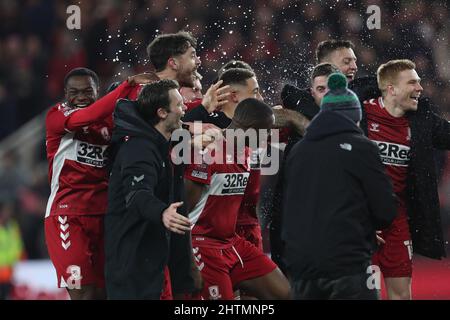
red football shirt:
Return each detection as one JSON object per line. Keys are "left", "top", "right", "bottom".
{"left": 185, "top": 143, "right": 250, "bottom": 248}
{"left": 236, "top": 148, "right": 262, "bottom": 226}
{"left": 45, "top": 81, "right": 133, "bottom": 217}
{"left": 184, "top": 98, "right": 203, "bottom": 113}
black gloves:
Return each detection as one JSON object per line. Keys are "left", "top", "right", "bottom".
{"left": 281, "top": 84, "right": 320, "bottom": 121}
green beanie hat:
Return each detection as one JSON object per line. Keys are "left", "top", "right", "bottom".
{"left": 320, "top": 73, "right": 362, "bottom": 123}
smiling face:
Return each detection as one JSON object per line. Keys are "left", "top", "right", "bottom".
{"left": 389, "top": 69, "right": 423, "bottom": 112}
{"left": 326, "top": 48, "right": 358, "bottom": 81}
{"left": 64, "top": 75, "right": 98, "bottom": 108}
{"left": 173, "top": 45, "right": 201, "bottom": 87}
{"left": 163, "top": 88, "right": 186, "bottom": 133}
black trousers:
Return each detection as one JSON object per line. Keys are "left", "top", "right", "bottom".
{"left": 291, "top": 273, "right": 379, "bottom": 300}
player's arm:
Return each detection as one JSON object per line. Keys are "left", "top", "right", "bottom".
{"left": 121, "top": 140, "right": 191, "bottom": 234}
{"left": 184, "top": 179, "right": 205, "bottom": 213}
{"left": 184, "top": 162, "right": 213, "bottom": 213}
{"left": 273, "top": 107, "right": 310, "bottom": 136}
{"left": 182, "top": 103, "right": 210, "bottom": 123}
{"left": 65, "top": 73, "right": 155, "bottom": 131}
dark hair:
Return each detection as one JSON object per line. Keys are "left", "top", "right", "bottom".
{"left": 218, "top": 68, "right": 255, "bottom": 87}
{"left": 310, "top": 63, "right": 341, "bottom": 84}
{"left": 146, "top": 31, "right": 197, "bottom": 72}
{"left": 137, "top": 79, "right": 179, "bottom": 125}
{"left": 232, "top": 98, "right": 274, "bottom": 130}
{"left": 64, "top": 67, "right": 99, "bottom": 88}
{"left": 315, "top": 40, "right": 355, "bottom": 63}
{"left": 218, "top": 59, "right": 254, "bottom": 77}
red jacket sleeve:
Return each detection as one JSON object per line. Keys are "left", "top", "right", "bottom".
{"left": 64, "top": 80, "right": 133, "bottom": 131}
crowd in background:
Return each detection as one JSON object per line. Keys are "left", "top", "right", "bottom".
{"left": 0, "top": 0, "right": 449, "bottom": 265}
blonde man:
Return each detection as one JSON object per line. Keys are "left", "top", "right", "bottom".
{"left": 364, "top": 59, "right": 450, "bottom": 299}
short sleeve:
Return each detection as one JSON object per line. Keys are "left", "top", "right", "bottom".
{"left": 184, "top": 162, "right": 214, "bottom": 185}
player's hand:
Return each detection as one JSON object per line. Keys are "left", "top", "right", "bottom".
{"left": 192, "top": 127, "right": 223, "bottom": 150}
{"left": 192, "top": 133, "right": 214, "bottom": 150}
{"left": 201, "top": 80, "right": 230, "bottom": 113}
{"left": 162, "top": 202, "right": 191, "bottom": 234}
{"left": 127, "top": 72, "right": 159, "bottom": 86}
{"left": 376, "top": 231, "right": 385, "bottom": 245}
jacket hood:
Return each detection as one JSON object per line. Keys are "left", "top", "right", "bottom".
{"left": 112, "top": 99, "right": 167, "bottom": 147}
{"left": 304, "top": 110, "right": 363, "bottom": 141}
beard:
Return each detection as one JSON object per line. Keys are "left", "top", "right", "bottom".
{"left": 177, "top": 67, "right": 196, "bottom": 87}
{"left": 166, "top": 115, "right": 183, "bottom": 134}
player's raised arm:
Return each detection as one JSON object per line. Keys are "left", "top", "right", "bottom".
{"left": 65, "top": 72, "right": 157, "bottom": 131}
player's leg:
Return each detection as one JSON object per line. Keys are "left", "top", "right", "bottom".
{"left": 237, "top": 268, "right": 291, "bottom": 299}
{"left": 326, "top": 273, "right": 380, "bottom": 300}
{"left": 89, "top": 215, "right": 107, "bottom": 299}
{"left": 67, "top": 284, "right": 101, "bottom": 300}
{"left": 384, "top": 277, "right": 411, "bottom": 300}
{"left": 235, "top": 224, "right": 263, "bottom": 300}
{"left": 230, "top": 238, "right": 290, "bottom": 299}
{"left": 372, "top": 215, "right": 413, "bottom": 300}
{"left": 160, "top": 266, "right": 173, "bottom": 300}
{"left": 45, "top": 215, "right": 106, "bottom": 300}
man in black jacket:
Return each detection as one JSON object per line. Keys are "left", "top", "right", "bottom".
{"left": 282, "top": 73, "right": 397, "bottom": 300}
{"left": 105, "top": 80, "right": 192, "bottom": 299}
{"left": 269, "top": 63, "right": 340, "bottom": 274}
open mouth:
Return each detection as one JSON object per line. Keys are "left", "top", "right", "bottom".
{"left": 410, "top": 95, "right": 420, "bottom": 103}
{"left": 74, "top": 103, "right": 89, "bottom": 108}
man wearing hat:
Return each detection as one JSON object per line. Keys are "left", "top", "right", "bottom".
{"left": 282, "top": 73, "right": 397, "bottom": 299}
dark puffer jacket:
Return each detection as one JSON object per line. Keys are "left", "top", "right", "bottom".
{"left": 282, "top": 110, "right": 396, "bottom": 280}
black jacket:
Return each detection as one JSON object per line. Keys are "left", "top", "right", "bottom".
{"left": 182, "top": 103, "right": 232, "bottom": 128}
{"left": 268, "top": 85, "right": 321, "bottom": 273}
{"left": 282, "top": 78, "right": 450, "bottom": 259}
{"left": 280, "top": 84, "right": 318, "bottom": 153}
{"left": 352, "top": 77, "right": 450, "bottom": 259}
{"left": 282, "top": 110, "right": 397, "bottom": 280}
{"left": 105, "top": 99, "right": 191, "bottom": 299}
